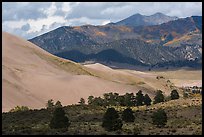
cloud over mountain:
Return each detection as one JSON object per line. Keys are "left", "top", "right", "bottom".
{"left": 2, "top": 2, "right": 202, "bottom": 39}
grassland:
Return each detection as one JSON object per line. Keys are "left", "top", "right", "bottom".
{"left": 2, "top": 95, "right": 202, "bottom": 135}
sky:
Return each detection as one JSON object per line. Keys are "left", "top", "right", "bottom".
{"left": 2, "top": 2, "right": 202, "bottom": 39}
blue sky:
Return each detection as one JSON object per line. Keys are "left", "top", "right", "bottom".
{"left": 2, "top": 2, "right": 202, "bottom": 39}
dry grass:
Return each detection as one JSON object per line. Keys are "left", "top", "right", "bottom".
{"left": 2, "top": 95, "right": 202, "bottom": 135}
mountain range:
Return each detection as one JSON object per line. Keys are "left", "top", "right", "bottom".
{"left": 108, "top": 12, "right": 178, "bottom": 26}
{"left": 29, "top": 13, "right": 202, "bottom": 70}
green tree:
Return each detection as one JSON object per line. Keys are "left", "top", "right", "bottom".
{"left": 79, "top": 98, "right": 85, "bottom": 105}
{"left": 88, "top": 96, "right": 94, "bottom": 105}
{"left": 9, "top": 106, "right": 29, "bottom": 112}
{"left": 153, "top": 90, "right": 164, "bottom": 104}
{"left": 144, "top": 94, "right": 152, "bottom": 106}
{"left": 102, "top": 107, "right": 123, "bottom": 131}
{"left": 152, "top": 109, "right": 167, "bottom": 127}
{"left": 122, "top": 107, "right": 135, "bottom": 122}
{"left": 113, "top": 92, "right": 119, "bottom": 105}
{"left": 135, "top": 90, "right": 144, "bottom": 106}
{"left": 49, "top": 107, "right": 70, "bottom": 129}
{"left": 46, "top": 99, "right": 54, "bottom": 109}
{"left": 92, "top": 97, "right": 104, "bottom": 106}
{"left": 117, "top": 95, "right": 125, "bottom": 106}
{"left": 55, "top": 100, "right": 62, "bottom": 108}
{"left": 103, "top": 92, "right": 118, "bottom": 106}
{"left": 170, "top": 90, "right": 180, "bottom": 100}
{"left": 124, "top": 93, "right": 135, "bottom": 106}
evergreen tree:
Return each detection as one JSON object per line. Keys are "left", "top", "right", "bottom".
{"left": 49, "top": 107, "right": 70, "bottom": 129}
{"left": 117, "top": 95, "right": 125, "bottom": 106}
{"left": 102, "top": 107, "right": 123, "bottom": 131}
{"left": 79, "top": 98, "right": 85, "bottom": 105}
{"left": 113, "top": 92, "right": 119, "bottom": 105}
{"left": 92, "top": 97, "right": 104, "bottom": 106}
{"left": 152, "top": 109, "right": 167, "bottom": 127}
{"left": 55, "top": 100, "right": 62, "bottom": 108}
{"left": 122, "top": 107, "right": 135, "bottom": 122}
{"left": 135, "top": 90, "right": 144, "bottom": 106}
{"left": 144, "top": 94, "right": 152, "bottom": 106}
{"left": 170, "top": 90, "right": 180, "bottom": 100}
{"left": 153, "top": 90, "right": 164, "bottom": 104}
{"left": 88, "top": 96, "right": 94, "bottom": 105}
{"left": 46, "top": 99, "right": 54, "bottom": 109}
{"left": 103, "top": 92, "right": 117, "bottom": 106}
{"left": 124, "top": 93, "right": 135, "bottom": 106}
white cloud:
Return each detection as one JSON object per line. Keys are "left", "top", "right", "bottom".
{"left": 3, "top": 20, "right": 27, "bottom": 29}
{"left": 68, "top": 17, "right": 112, "bottom": 26}
{"left": 2, "top": 2, "right": 202, "bottom": 39}
{"left": 61, "top": 2, "right": 72, "bottom": 13}
{"left": 101, "top": 20, "right": 111, "bottom": 25}
{"left": 43, "top": 2, "right": 57, "bottom": 17}
{"left": 27, "top": 16, "right": 67, "bottom": 33}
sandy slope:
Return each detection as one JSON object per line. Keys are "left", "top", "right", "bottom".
{"left": 85, "top": 63, "right": 202, "bottom": 95}
{"left": 147, "top": 70, "right": 202, "bottom": 87}
{"left": 2, "top": 32, "right": 151, "bottom": 112}
{"left": 85, "top": 63, "right": 173, "bottom": 94}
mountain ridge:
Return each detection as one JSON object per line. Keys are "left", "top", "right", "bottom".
{"left": 108, "top": 12, "right": 178, "bottom": 26}
{"left": 28, "top": 15, "right": 202, "bottom": 70}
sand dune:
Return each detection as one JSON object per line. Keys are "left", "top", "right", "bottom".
{"left": 85, "top": 63, "right": 202, "bottom": 95}
{"left": 3, "top": 32, "right": 201, "bottom": 112}
{"left": 2, "top": 32, "right": 153, "bottom": 112}
{"left": 86, "top": 64, "right": 167, "bottom": 96}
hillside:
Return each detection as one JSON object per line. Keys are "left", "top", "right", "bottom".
{"left": 54, "top": 38, "right": 202, "bottom": 69}
{"left": 29, "top": 16, "right": 202, "bottom": 69}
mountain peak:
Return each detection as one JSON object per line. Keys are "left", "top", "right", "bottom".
{"left": 113, "top": 12, "right": 178, "bottom": 27}
{"left": 133, "top": 13, "right": 143, "bottom": 16}
{"left": 152, "top": 12, "right": 166, "bottom": 16}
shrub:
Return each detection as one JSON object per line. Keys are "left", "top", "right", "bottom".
{"left": 122, "top": 107, "right": 135, "bottom": 122}
{"left": 55, "top": 101, "right": 62, "bottom": 108}
{"left": 88, "top": 96, "right": 94, "bottom": 105}
{"left": 144, "top": 94, "right": 152, "bottom": 106}
{"left": 46, "top": 99, "right": 54, "bottom": 109}
{"left": 91, "top": 97, "right": 104, "bottom": 106}
{"left": 133, "top": 125, "right": 142, "bottom": 135}
{"left": 124, "top": 93, "right": 135, "bottom": 107}
{"left": 102, "top": 107, "right": 123, "bottom": 131}
{"left": 152, "top": 109, "right": 167, "bottom": 128}
{"left": 183, "top": 92, "right": 189, "bottom": 99}
{"left": 153, "top": 90, "right": 164, "bottom": 104}
{"left": 170, "top": 90, "right": 179, "bottom": 100}
{"left": 78, "top": 98, "right": 85, "bottom": 105}
{"left": 135, "top": 90, "right": 144, "bottom": 106}
{"left": 9, "top": 106, "right": 29, "bottom": 112}
{"left": 49, "top": 107, "right": 70, "bottom": 129}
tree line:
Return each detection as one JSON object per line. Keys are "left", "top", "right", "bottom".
{"left": 79, "top": 89, "right": 180, "bottom": 107}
